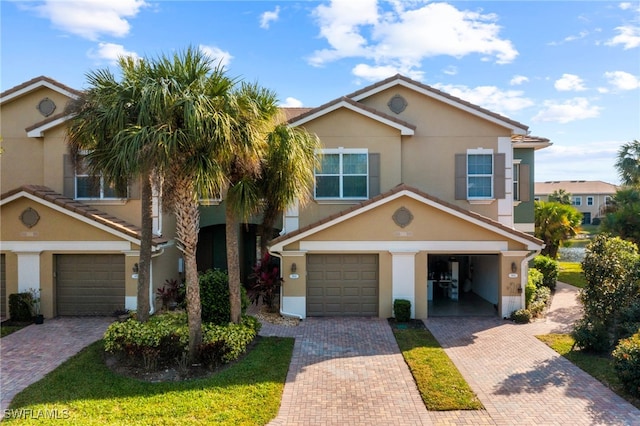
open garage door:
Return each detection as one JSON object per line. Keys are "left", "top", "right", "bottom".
{"left": 307, "top": 254, "right": 378, "bottom": 316}
{"left": 56, "top": 254, "right": 125, "bottom": 316}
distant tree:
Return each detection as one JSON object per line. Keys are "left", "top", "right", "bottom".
{"left": 534, "top": 201, "right": 583, "bottom": 259}
{"left": 615, "top": 140, "right": 640, "bottom": 187}
{"left": 601, "top": 188, "right": 640, "bottom": 246}
{"left": 548, "top": 189, "right": 571, "bottom": 205}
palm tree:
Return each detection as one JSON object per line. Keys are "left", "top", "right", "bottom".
{"left": 257, "top": 122, "right": 321, "bottom": 255}
{"left": 534, "top": 201, "right": 583, "bottom": 259}
{"left": 220, "top": 82, "right": 282, "bottom": 324}
{"left": 615, "top": 140, "right": 640, "bottom": 187}
{"left": 66, "top": 59, "right": 156, "bottom": 323}
{"left": 548, "top": 189, "right": 571, "bottom": 205}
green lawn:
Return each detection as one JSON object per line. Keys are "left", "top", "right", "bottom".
{"left": 1, "top": 324, "right": 27, "bottom": 338}
{"left": 393, "top": 327, "right": 483, "bottom": 411}
{"left": 537, "top": 334, "right": 640, "bottom": 410}
{"left": 558, "top": 261, "right": 586, "bottom": 288}
{"left": 5, "top": 337, "right": 294, "bottom": 425}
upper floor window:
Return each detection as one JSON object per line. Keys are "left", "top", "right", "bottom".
{"left": 587, "top": 196, "right": 594, "bottom": 206}
{"left": 605, "top": 196, "right": 612, "bottom": 205}
{"left": 467, "top": 151, "right": 493, "bottom": 199}
{"left": 572, "top": 196, "right": 582, "bottom": 206}
{"left": 75, "top": 156, "right": 125, "bottom": 200}
{"left": 513, "top": 163, "right": 520, "bottom": 201}
{"left": 315, "top": 148, "right": 368, "bottom": 199}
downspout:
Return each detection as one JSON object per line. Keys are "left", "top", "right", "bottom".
{"left": 269, "top": 251, "right": 303, "bottom": 320}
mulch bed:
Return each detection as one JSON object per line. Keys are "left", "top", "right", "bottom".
{"left": 387, "top": 318, "right": 427, "bottom": 330}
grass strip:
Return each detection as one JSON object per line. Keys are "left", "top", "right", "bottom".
{"left": 393, "top": 328, "right": 483, "bottom": 411}
{"left": 536, "top": 333, "right": 640, "bottom": 410}
{"left": 5, "top": 337, "right": 294, "bottom": 425}
{"left": 558, "top": 261, "right": 586, "bottom": 288}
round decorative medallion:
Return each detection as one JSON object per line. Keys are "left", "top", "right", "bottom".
{"left": 20, "top": 207, "right": 40, "bottom": 228}
{"left": 37, "top": 97, "right": 56, "bottom": 117}
{"left": 387, "top": 94, "right": 407, "bottom": 114}
{"left": 392, "top": 206, "right": 413, "bottom": 228}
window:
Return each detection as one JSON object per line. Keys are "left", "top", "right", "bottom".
{"left": 587, "top": 196, "right": 594, "bottom": 206}
{"left": 75, "top": 155, "right": 124, "bottom": 200}
{"left": 467, "top": 152, "right": 493, "bottom": 199}
{"left": 572, "top": 196, "right": 582, "bottom": 206}
{"left": 605, "top": 196, "right": 612, "bottom": 205}
{"left": 315, "top": 149, "right": 368, "bottom": 199}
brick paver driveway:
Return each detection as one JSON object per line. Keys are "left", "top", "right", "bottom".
{"left": 0, "top": 317, "right": 112, "bottom": 415}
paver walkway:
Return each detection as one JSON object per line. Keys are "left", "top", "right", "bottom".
{"left": 0, "top": 317, "right": 112, "bottom": 416}
{"left": 263, "top": 281, "right": 640, "bottom": 425}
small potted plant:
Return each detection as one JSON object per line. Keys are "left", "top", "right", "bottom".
{"left": 29, "top": 288, "right": 43, "bottom": 324}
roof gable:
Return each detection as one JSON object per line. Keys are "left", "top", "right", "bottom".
{"left": 289, "top": 96, "right": 416, "bottom": 135}
{"left": 1, "top": 185, "right": 168, "bottom": 248}
{"left": 1, "top": 76, "right": 81, "bottom": 105}
{"left": 269, "top": 184, "right": 543, "bottom": 251}
{"left": 346, "top": 74, "right": 529, "bottom": 135}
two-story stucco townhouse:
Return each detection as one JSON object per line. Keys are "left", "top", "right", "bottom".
{"left": 268, "top": 74, "right": 550, "bottom": 320}
{"left": 0, "top": 77, "right": 180, "bottom": 319}
{"left": 0, "top": 74, "right": 549, "bottom": 321}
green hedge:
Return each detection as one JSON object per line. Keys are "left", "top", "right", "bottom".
{"left": 613, "top": 331, "right": 640, "bottom": 396}
{"left": 200, "top": 269, "right": 248, "bottom": 325}
{"left": 9, "top": 293, "right": 33, "bottom": 322}
{"left": 393, "top": 299, "right": 411, "bottom": 322}
{"left": 533, "top": 255, "right": 559, "bottom": 290}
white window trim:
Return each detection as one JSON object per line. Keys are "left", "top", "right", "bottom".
{"left": 587, "top": 196, "right": 594, "bottom": 206}
{"left": 75, "top": 150, "right": 127, "bottom": 201}
{"left": 572, "top": 196, "right": 582, "bottom": 206}
{"left": 315, "top": 147, "right": 369, "bottom": 200}
{"left": 467, "top": 148, "right": 494, "bottom": 200}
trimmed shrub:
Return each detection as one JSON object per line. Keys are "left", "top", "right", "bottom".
{"left": 510, "top": 309, "right": 531, "bottom": 324}
{"left": 393, "top": 299, "right": 411, "bottom": 322}
{"left": 200, "top": 269, "right": 248, "bottom": 325}
{"left": 9, "top": 293, "right": 33, "bottom": 322}
{"left": 525, "top": 269, "right": 541, "bottom": 308}
{"left": 615, "top": 300, "right": 640, "bottom": 342}
{"left": 571, "top": 318, "right": 611, "bottom": 353}
{"left": 612, "top": 331, "right": 640, "bottom": 397}
{"left": 533, "top": 255, "right": 558, "bottom": 290}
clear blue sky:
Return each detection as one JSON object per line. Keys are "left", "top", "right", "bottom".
{"left": 2, "top": 1, "right": 639, "bottom": 185}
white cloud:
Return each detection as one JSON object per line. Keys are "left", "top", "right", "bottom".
{"left": 280, "top": 97, "right": 303, "bottom": 107}
{"left": 309, "top": 0, "right": 517, "bottom": 77}
{"left": 532, "top": 98, "right": 602, "bottom": 124}
{"left": 433, "top": 83, "right": 534, "bottom": 116}
{"left": 554, "top": 74, "right": 587, "bottom": 92}
{"left": 352, "top": 63, "right": 423, "bottom": 82}
{"left": 260, "top": 6, "right": 280, "bottom": 29}
{"left": 510, "top": 75, "right": 529, "bottom": 86}
{"left": 604, "top": 71, "right": 640, "bottom": 90}
{"left": 443, "top": 66, "right": 458, "bottom": 76}
{"left": 28, "top": 0, "right": 147, "bottom": 41}
{"left": 199, "top": 45, "right": 233, "bottom": 68}
{"left": 87, "top": 42, "right": 139, "bottom": 64}
{"left": 535, "top": 141, "right": 621, "bottom": 184}
{"left": 606, "top": 25, "right": 640, "bottom": 49}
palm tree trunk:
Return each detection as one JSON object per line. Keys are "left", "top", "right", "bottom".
{"left": 174, "top": 178, "right": 202, "bottom": 361}
{"left": 226, "top": 205, "right": 242, "bottom": 324}
{"left": 136, "top": 174, "right": 153, "bottom": 322}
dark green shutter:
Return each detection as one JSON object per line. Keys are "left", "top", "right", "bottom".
{"left": 494, "top": 153, "right": 505, "bottom": 199}
{"left": 369, "top": 153, "right": 380, "bottom": 197}
{"left": 455, "top": 154, "right": 466, "bottom": 200}
{"left": 63, "top": 154, "right": 75, "bottom": 198}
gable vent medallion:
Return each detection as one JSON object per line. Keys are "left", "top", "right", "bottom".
{"left": 392, "top": 206, "right": 413, "bottom": 228}
{"left": 37, "top": 97, "right": 56, "bottom": 117}
{"left": 20, "top": 207, "right": 40, "bottom": 228}
{"left": 388, "top": 94, "right": 407, "bottom": 114}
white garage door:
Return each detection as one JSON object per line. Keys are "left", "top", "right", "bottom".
{"left": 307, "top": 254, "right": 378, "bottom": 316}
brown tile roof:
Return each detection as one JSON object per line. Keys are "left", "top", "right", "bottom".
{"left": 1, "top": 185, "right": 169, "bottom": 247}
{"left": 269, "top": 184, "right": 543, "bottom": 248}
{"left": 288, "top": 96, "right": 417, "bottom": 132}
{"left": 346, "top": 74, "right": 529, "bottom": 132}
{"left": 534, "top": 180, "right": 619, "bottom": 195}
{"left": 25, "top": 111, "right": 73, "bottom": 134}
{"left": 1, "top": 76, "right": 82, "bottom": 101}
{"left": 281, "top": 107, "right": 313, "bottom": 121}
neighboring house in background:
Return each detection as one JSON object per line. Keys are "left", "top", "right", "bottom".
{"left": 0, "top": 74, "right": 550, "bottom": 321}
{"left": 534, "top": 180, "right": 618, "bottom": 225}
{"left": 0, "top": 77, "right": 180, "bottom": 319}
{"left": 268, "top": 74, "right": 550, "bottom": 320}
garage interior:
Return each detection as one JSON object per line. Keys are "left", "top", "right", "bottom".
{"left": 427, "top": 254, "right": 498, "bottom": 317}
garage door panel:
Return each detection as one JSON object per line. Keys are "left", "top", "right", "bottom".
{"left": 56, "top": 254, "right": 125, "bottom": 316}
{"left": 307, "top": 254, "right": 378, "bottom": 316}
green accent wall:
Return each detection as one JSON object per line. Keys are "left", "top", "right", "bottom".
{"left": 514, "top": 148, "right": 535, "bottom": 225}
